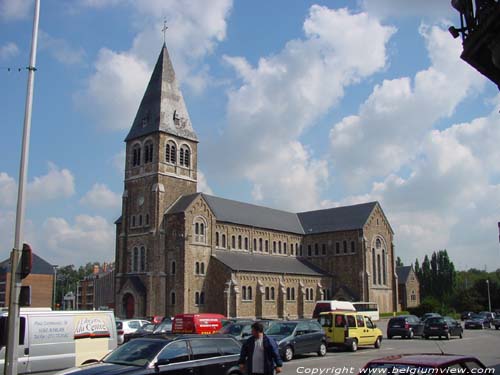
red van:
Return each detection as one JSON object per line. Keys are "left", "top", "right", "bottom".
{"left": 172, "top": 313, "right": 225, "bottom": 334}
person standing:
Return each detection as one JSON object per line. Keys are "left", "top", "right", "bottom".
{"left": 239, "top": 322, "right": 283, "bottom": 375}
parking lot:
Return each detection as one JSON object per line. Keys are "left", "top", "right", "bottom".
{"left": 283, "top": 319, "right": 500, "bottom": 373}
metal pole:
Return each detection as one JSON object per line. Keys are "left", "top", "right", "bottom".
{"left": 52, "top": 265, "right": 58, "bottom": 309}
{"left": 4, "top": 1, "right": 40, "bottom": 374}
{"left": 486, "top": 279, "right": 491, "bottom": 312}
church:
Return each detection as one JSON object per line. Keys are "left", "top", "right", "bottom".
{"left": 114, "top": 44, "right": 399, "bottom": 319}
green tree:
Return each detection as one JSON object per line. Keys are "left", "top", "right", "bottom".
{"left": 396, "top": 257, "right": 404, "bottom": 267}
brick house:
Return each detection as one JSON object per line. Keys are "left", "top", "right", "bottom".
{"left": 0, "top": 253, "right": 55, "bottom": 308}
{"left": 396, "top": 266, "right": 420, "bottom": 310}
{"left": 114, "top": 44, "right": 399, "bottom": 319}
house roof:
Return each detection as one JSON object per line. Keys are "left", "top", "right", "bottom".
{"left": 396, "top": 266, "right": 413, "bottom": 284}
{"left": 0, "top": 253, "right": 55, "bottom": 275}
{"left": 125, "top": 44, "right": 198, "bottom": 142}
{"left": 297, "top": 202, "right": 378, "bottom": 234}
{"left": 213, "top": 250, "right": 327, "bottom": 276}
{"left": 166, "top": 193, "right": 383, "bottom": 236}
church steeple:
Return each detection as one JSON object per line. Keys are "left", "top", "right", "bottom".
{"left": 125, "top": 44, "right": 198, "bottom": 142}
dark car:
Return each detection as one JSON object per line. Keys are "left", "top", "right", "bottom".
{"left": 424, "top": 316, "right": 463, "bottom": 339}
{"left": 362, "top": 354, "right": 486, "bottom": 372}
{"left": 460, "top": 311, "right": 473, "bottom": 321}
{"left": 219, "top": 320, "right": 272, "bottom": 343}
{"left": 420, "top": 313, "right": 441, "bottom": 322}
{"left": 54, "top": 335, "right": 243, "bottom": 375}
{"left": 153, "top": 319, "right": 173, "bottom": 334}
{"left": 265, "top": 320, "right": 327, "bottom": 361}
{"left": 124, "top": 322, "right": 157, "bottom": 343}
{"left": 493, "top": 313, "right": 500, "bottom": 330}
{"left": 479, "top": 311, "right": 495, "bottom": 324}
{"left": 465, "top": 313, "right": 491, "bottom": 329}
{"left": 387, "top": 315, "right": 424, "bottom": 339}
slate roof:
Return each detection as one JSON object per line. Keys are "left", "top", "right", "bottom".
{"left": 213, "top": 250, "right": 327, "bottom": 276}
{"left": 297, "top": 202, "right": 378, "bottom": 234}
{"left": 396, "top": 266, "right": 413, "bottom": 284}
{"left": 0, "top": 253, "right": 55, "bottom": 275}
{"left": 125, "top": 44, "right": 198, "bottom": 142}
{"left": 166, "top": 193, "right": 381, "bottom": 236}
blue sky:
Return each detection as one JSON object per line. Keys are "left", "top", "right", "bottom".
{"left": 1, "top": 0, "right": 499, "bottom": 270}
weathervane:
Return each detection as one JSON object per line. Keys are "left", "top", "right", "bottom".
{"left": 162, "top": 19, "right": 168, "bottom": 44}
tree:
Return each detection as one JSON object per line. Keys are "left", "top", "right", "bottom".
{"left": 396, "top": 257, "right": 404, "bottom": 267}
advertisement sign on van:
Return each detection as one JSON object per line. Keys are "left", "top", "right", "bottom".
{"left": 74, "top": 317, "right": 111, "bottom": 339}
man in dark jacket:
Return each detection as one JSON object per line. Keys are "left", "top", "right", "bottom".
{"left": 239, "top": 322, "right": 283, "bottom": 375}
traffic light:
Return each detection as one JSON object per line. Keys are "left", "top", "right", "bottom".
{"left": 20, "top": 243, "right": 33, "bottom": 279}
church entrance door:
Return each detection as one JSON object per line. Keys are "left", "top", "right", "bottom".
{"left": 123, "top": 293, "right": 135, "bottom": 318}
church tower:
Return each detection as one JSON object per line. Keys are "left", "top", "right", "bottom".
{"left": 115, "top": 44, "right": 198, "bottom": 318}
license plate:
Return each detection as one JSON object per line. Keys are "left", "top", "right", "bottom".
{"left": 392, "top": 325, "right": 401, "bottom": 328}
{"left": 431, "top": 327, "right": 438, "bottom": 330}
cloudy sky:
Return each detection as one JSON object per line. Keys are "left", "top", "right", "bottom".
{"left": 1, "top": 0, "right": 499, "bottom": 269}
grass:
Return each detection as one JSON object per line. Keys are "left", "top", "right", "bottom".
{"left": 380, "top": 311, "right": 410, "bottom": 318}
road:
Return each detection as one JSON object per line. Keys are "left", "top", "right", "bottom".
{"left": 283, "top": 320, "right": 500, "bottom": 374}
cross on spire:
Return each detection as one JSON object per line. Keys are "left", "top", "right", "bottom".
{"left": 162, "top": 19, "right": 168, "bottom": 44}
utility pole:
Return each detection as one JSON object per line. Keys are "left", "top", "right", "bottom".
{"left": 486, "top": 279, "right": 492, "bottom": 312}
{"left": 4, "top": 1, "right": 40, "bottom": 374}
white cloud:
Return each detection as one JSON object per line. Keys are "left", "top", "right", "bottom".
{"left": 41, "top": 215, "right": 115, "bottom": 265}
{"left": 360, "top": 0, "right": 455, "bottom": 19}
{"left": 0, "top": 0, "right": 33, "bottom": 21}
{"left": 197, "top": 171, "right": 213, "bottom": 195}
{"left": 28, "top": 163, "right": 75, "bottom": 202}
{"left": 330, "top": 25, "right": 485, "bottom": 190}
{"left": 111, "top": 150, "right": 126, "bottom": 174}
{"left": 80, "top": 183, "right": 121, "bottom": 210}
{"left": 213, "top": 5, "right": 395, "bottom": 211}
{"left": 39, "top": 30, "right": 86, "bottom": 66}
{"left": 79, "top": 0, "right": 233, "bottom": 130}
{"left": 0, "top": 42, "right": 19, "bottom": 60}
{"left": 0, "top": 173, "right": 17, "bottom": 208}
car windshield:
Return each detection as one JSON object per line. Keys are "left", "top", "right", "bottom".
{"left": 426, "top": 317, "right": 444, "bottom": 324}
{"left": 139, "top": 324, "right": 155, "bottom": 332}
{"left": 265, "top": 322, "right": 297, "bottom": 336}
{"left": 470, "top": 314, "right": 483, "bottom": 319}
{"left": 220, "top": 323, "right": 248, "bottom": 335}
{"left": 153, "top": 320, "right": 172, "bottom": 334}
{"left": 103, "top": 339, "right": 167, "bottom": 367}
{"left": 366, "top": 364, "right": 434, "bottom": 374}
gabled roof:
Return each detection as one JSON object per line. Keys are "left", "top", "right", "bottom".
{"left": 0, "top": 253, "right": 54, "bottom": 275}
{"left": 297, "top": 202, "right": 378, "bottom": 234}
{"left": 125, "top": 44, "right": 197, "bottom": 142}
{"left": 166, "top": 193, "right": 200, "bottom": 215}
{"left": 396, "top": 266, "right": 413, "bottom": 284}
{"left": 213, "top": 250, "right": 327, "bottom": 276}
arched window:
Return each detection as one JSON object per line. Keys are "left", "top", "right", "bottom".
{"left": 307, "top": 245, "right": 312, "bottom": 257}
{"left": 351, "top": 241, "right": 355, "bottom": 253}
{"left": 343, "top": 240, "right": 348, "bottom": 253}
{"left": 193, "top": 217, "right": 207, "bottom": 243}
{"left": 133, "top": 247, "right": 139, "bottom": 272}
{"left": 144, "top": 140, "right": 153, "bottom": 163}
{"left": 171, "top": 261, "right": 176, "bottom": 275}
{"left": 278, "top": 241, "right": 281, "bottom": 254}
{"left": 145, "top": 214, "right": 149, "bottom": 226}
{"left": 372, "top": 249, "right": 376, "bottom": 284}
{"left": 271, "top": 287, "right": 275, "bottom": 300}
{"left": 200, "top": 292, "right": 205, "bottom": 305}
{"left": 291, "top": 287, "right": 295, "bottom": 301}
{"left": 300, "top": 245, "right": 303, "bottom": 256}
{"left": 222, "top": 234, "right": 226, "bottom": 248}
{"left": 216, "top": 232, "right": 220, "bottom": 247}
{"left": 377, "top": 254, "right": 382, "bottom": 285}
{"left": 273, "top": 241, "right": 276, "bottom": 253}
{"left": 171, "top": 291, "right": 176, "bottom": 305}
{"left": 335, "top": 242, "right": 340, "bottom": 254}
{"left": 411, "top": 290, "right": 416, "bottom": 301}
{"left": 248, "top": 286, "right": 253, "bottom": 300}
{"left": 139, "top": 215, "right": 143, "bottom": 226}
{"left": 253, "top": 239, "right": 257, "bottom": 251}
{"left": 284, "top": 243, "right": 287, "bottom": 254}
{"left": 265, "top": 287, "right": 270, "bottom": 300}
{"left": 166, "top": 141, "right": 176, "bottom": 164}
{"left": 238, "top": 235, "right": 242, "bottom": 249}
{"left": 265, "top": 240, "right": 269, "bottom": 252}
{"left": 140, "top": 246, "right": 146, "bottom": 272}
{"left": 200, "top": 262, "right": 205, "bottom": 275}
{"left": 315, "top": 243, "right": 319, "bottom": 256}
{"left": 382, "top": 249, "right": 387, "bottom": 285}
{"left": 132, "top": 144, "right": 141, "bottom": 166}
{"left": 132, "top": 215, "right": 136, "bottom": 227}
{"left": 376, "top": 238, "right": 382, "bottom": 249}
{"left": 259, "top": 238, "right": 263, "bottom": 252}
{"left": 180, "top": 145, "right": 191, "bottom": 168}
{"left": 286, "top": 287, "right": 291, "bottom": 301}
{"left": 195, "top": 262, "right": 200, "bottom": 275}
{"left": 242, "top": 286, "right": 247, "bottom": 301}
{"left": 322, "top": 244, "right": 326, "bottom": 255}
{"left": 232, "top": 235, "right": 236, "bottom": 249}
{"left": 290, "top": 244, "right": 294, "bottom": 255}
{"left": 195, "top": 292, "right": 200, "bottom": 305}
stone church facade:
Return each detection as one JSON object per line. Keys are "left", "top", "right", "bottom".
{"left": 114, "top": 44, "right": 399, "bottom": 319}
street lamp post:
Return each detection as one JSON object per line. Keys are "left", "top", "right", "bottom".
{"left": 486, "top": 279, "right": 492, "bottom": 312}
{"left": 52, "top": 265, "right": 58, "bottom": 309}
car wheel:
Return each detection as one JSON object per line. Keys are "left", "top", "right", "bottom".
{"left": 424, "top": 335, "right": 429, "bottom": 340}
{"left": 408, "top": 330, "right": 414, "bottom": 339}
{"left": 283, "top": 346, "right": 294, "bottom": 362}
{"left": 318, "top": 342, "right": 327, "bottom": 357}
{"left": 495, "top": 326, "right": 499, "bottom": 330}
{"left": 374, "top": 337, "right": 382, "bottom": 349}
{"left": 350, "top": 339, "right": 358, "bottom": 352}
{"left": 459, "top": 331, "right": 463, "bottom": 339}
{"left": 388, "top": 335, "right": 393, "bottom": 339}
{"left": 446, "top": 332, "right": 451, "bottom": 340}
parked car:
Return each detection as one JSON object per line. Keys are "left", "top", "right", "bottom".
{"left": 0, "top": 308, "right": 117, "bottom": 374}
{"left": 424, "top": 316, "right": 463, "bottom": 339}
{"left": 265, "top": 320, "right": 327, "bottom": 361}
{"left": 493, "top": 313, "right": 500, "bottom": 330}
{"left": 153, "top": 318, "right": 173, "bottom": 335}
{"left": 420, "top": 313, "right": 441, "bottom": 322}
{"left": 123, "top": 322, "right": 157, "bottom": 343}
{"left": 465, "top": 313, "right": 491, "bottom": 329}
{"left": 460, "top": 311, "right": 473, "bottom": 321}
{"left": 318, "top": 311, "right": 382, "bottom": 352}
{"left": 387, "top": 315, "right": 424, "bottom": 339}
{"left": 219, "top": 320, "right": 272, "bottom": 343}
{"left": 362, "top": 354, "right": 486, "bottom": 372}
{"left": 54, "top": 335, "right": 243, "bottom": 375}
{"left": 479, "top": 311, "right": 495, "bottom": 324}
{"left": 116, "top": 319, "right": 150, "bottom": 345}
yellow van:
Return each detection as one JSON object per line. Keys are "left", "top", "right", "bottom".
{"left": 318, "top": 311, "right": 383, "bottom": 352}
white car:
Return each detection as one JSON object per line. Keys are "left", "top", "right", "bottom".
{"left": 116, "top": 319, "right": 149, "bottom": 345}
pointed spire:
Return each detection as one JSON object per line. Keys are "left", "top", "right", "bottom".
{"left": 125, "top": 44, "right": 198, "bottom": 142}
